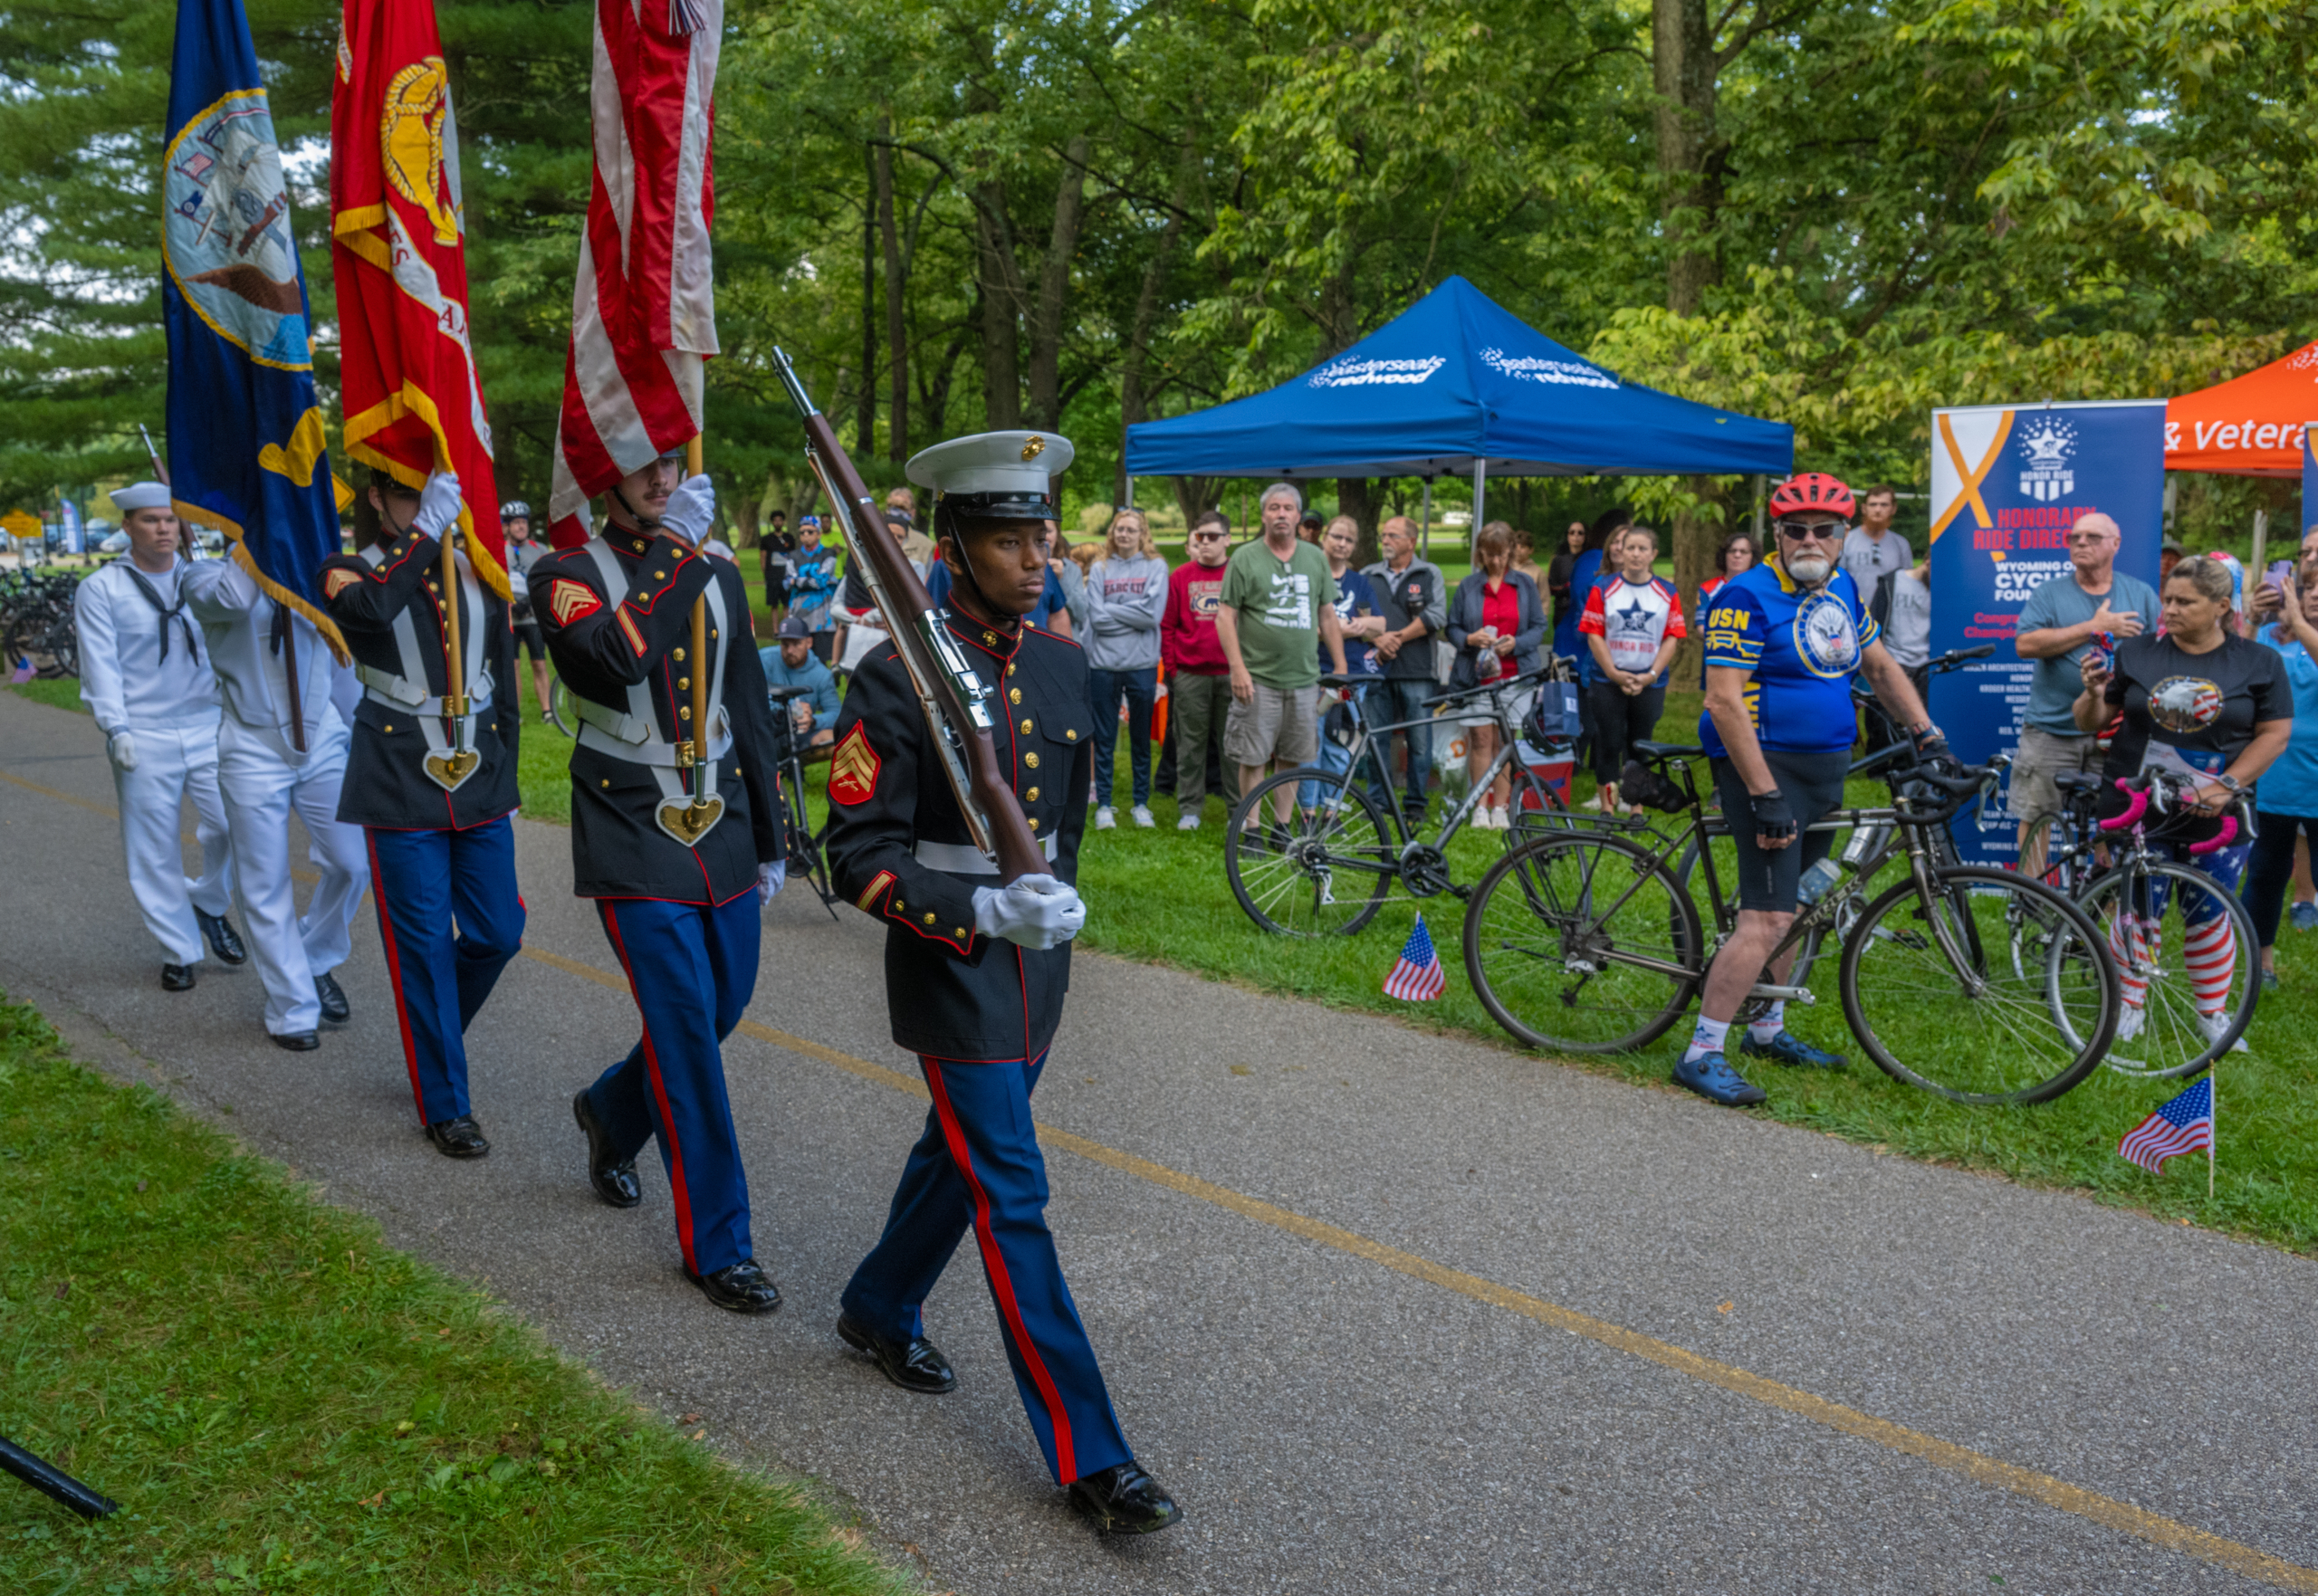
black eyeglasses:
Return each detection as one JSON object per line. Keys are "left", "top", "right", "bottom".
{"left": 1773, "top": 520, "right": 1845, "bottom": 543}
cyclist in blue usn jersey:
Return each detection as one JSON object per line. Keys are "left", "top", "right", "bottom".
{"left": 1680, "top": 473, "right": 1949, "bottom": 1106}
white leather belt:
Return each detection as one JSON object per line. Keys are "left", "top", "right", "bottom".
{"left": 577, "top": 719, "right": 733, "bottom": 769}
{"left": 357, "top": 662, "right": 493, "bottom": 716}
{"left": 913, "top": 835, "right": 1058, "bottom": 875}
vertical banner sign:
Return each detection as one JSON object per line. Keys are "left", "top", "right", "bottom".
{"left": 2304, "top": 422, "right": 2318, "bottom": 549}
{"left": 1926, "top": 401, "right": 2166, "bottom": 866}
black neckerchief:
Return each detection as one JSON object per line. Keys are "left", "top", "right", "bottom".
{"left": 118, "top": 560, "right": 199, "bottom": 664}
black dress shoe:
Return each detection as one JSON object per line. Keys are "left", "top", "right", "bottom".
{"left": 313, "top": 971, "right": 350, "bottom": 1026}
{"left": 571, "top": 1089, "right": 641, "bottom": 1209}
{"left": 837, "top": 1314, "right": 957, "bottom": 1394}
{"left": 424, "top": 1114, "right": 491, "bottom": 1159}
{"left": 271, "top": 1030, "right": 320, "bottom": 1052}
{"left": 684, "top": 1258, "right": 781, "bottom": 1314}
{"left": 1068, "top": 1461, "right": 1182, "bottom": 1534}
{"left": 196, "top": 910, "right": 247, "bottom": 965}
{"left": 160, "top": 962, "right": 196, "bottom": 992}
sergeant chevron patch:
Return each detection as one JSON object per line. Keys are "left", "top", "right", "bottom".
{"left": 829, "top": 723, "right": 880, "bottom": 806}
{"left": 548, "top": 578, "right": 602, "bottom": 626}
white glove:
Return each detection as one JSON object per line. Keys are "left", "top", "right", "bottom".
{"left": 662, "top": 473, "right": 716, "bottom": 547}
{"left": 971, "top": 873, "right": 1087, "bottom": 950}
{"left": 414, "top": 471, "right": 464, "bottom": 538}
{"left": 757, "top": 860, "right": 787, "bottom": 904}
{"left": 107, "top": 730, "right": 139, "bottom": 772}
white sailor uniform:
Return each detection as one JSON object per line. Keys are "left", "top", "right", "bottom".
{"left": 184, "top": 559, "right": 371, "bottom": 1037}
{"left": 73, "top": 554, "right": 236, "bottom": 966}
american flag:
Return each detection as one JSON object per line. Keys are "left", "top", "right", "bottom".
{"left": 1384, "top": 913, "right": 1447, "bottom": 1001}
{"left": 546, "top": 0, "right": 722, "bottom": 545}
{"left": 2118, "top": 1076, "right": 2214, "bottom": 1174}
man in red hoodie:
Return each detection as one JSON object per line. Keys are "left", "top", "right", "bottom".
{"left": 1161, "top": 509, "right": 1236, "bottom": 828}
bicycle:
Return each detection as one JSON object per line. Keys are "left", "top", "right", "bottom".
{"left": 2020, "top": 767, "right": 2259, "bottom": 1078}
{"left": 1222, "top": 663, "right": 1574, "bottom": 937}
{"left": 768, "top": 684, "right": 841, "bottom": 917}
{"left": 1, "top": 569, "right": 81, "bottom": 679}
{"left": 1461, "top": 741, "right": 2122, "bottom": 1104}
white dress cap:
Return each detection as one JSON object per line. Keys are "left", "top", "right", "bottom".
{"left": 905, "top": 431, "right": 1075, "bottom": 505}
{"left": 114, "top": 482, "right": 174, "bottom": 512}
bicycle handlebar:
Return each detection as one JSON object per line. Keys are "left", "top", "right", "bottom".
{"left": 1421, "top": 664, "right": 1551, "bottom": 710}
{"left": 2096, "top": 769, "right": 2243, "bottom": 854}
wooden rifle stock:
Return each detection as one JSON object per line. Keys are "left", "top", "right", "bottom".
{"left": 771, "top": 349, "right": 1045, "bottom": 884}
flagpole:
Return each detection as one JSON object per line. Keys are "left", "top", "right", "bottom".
{"left": 440, "top": 520, "right": 465, "bottom": 745}
{"left": 2208, "top": 1064, "right": 2216, "bottom": 1200}
{"left": 683, "top": 435, "right": 712, "bottom": 821}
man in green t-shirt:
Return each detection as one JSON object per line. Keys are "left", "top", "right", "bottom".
{"left": 1215, "top": 482, "right": 1348, "bottom": 822}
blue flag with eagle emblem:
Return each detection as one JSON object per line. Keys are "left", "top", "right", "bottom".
{"left": 162, "top": 0, "right": 345, "bottom": 649}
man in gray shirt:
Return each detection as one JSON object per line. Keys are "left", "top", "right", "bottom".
{"left": 2010, "top": 511, "right": 2161, "bottom": 870}
{"left": 1839, "top": 484, "right": 1912, "bottom": 625}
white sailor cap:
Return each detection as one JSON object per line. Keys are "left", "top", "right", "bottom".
{"left": 113, "top": 482, "right": 173, "bottom": 512}
{"left": 905, "top": 431, "right": 1072, "bottom": 523}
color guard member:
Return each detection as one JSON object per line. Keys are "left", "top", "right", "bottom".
{"left": 74, "top": 482, "right": 246, "bottom": 989}
{"left": 183, "top": 542, "right": 370, "bottom": 1050}
{"left": 532, "top": 453, "right": 790, "bottom": 1314}
{"left": 825, "top": 431, "right": 1182, "bottom": 1535}
{"left": 321, "top": 470, "right": 526, "bottom": 1158}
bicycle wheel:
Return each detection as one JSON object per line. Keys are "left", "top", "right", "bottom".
{"left": 1224, "top": 769, "right": 1394, "bottom": 936}
{"left": 1463, "top": 834, "right": 1703, "bottom": 1053}
{"left": 547, "top": 675, "right": 579, "bottom": 737}
{"left": 1840, "top": 866, "right": 2116, "bottom": 1104}
{"left": 2074, "top": 860, "right": 2259, "bottom": 1078}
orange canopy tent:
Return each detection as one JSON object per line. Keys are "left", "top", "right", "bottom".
{"left": 2165, "top": 339, "right": 2318, "bottom": 477}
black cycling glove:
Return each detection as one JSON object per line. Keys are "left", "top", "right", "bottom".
{"left": 1911, "top": 726, "right": 1952, "bottom": 764}
{"left": 1749, "top": 787, "right": 1796, "bottom": 845}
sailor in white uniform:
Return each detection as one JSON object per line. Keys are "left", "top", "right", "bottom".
{"left": 72, "top": 483, "right": 246, "bottom": 990}
{"left": 183, "top": 550, "right": 371, "bottom": 1050}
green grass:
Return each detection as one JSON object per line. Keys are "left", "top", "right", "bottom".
{"left": 0, "top": 994, "right": 906, "bottom": 1595}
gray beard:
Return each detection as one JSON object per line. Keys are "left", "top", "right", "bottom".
{"left": 1787, "top": 554, "right": 1833, "bottom": 587}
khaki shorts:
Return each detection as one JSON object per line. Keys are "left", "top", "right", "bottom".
{"left": 1225, "top": 683, "right": 1319, "bottom": 769}
{"left": 2009, "top": 726, "right": 2102, "bottom": 827}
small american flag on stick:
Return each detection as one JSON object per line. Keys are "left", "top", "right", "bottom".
{"left": 2118, "top": 1075, "right": 2214, "bottom": 1179}
{"left": 1384, "top": 913, "right": 1446, "bottom": 1001}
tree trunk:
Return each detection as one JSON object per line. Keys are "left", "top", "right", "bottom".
{"left": 1652, "top": 0, "right": 1719, "bottom": 317}
{"left": 1115, "top": 176, "right": 1187, "bottom": 506}
{"left": 975, "top": 181, "right": 1022, "bottom": 430}
{"left": 1669, "top": 475, "right": 1724, "bottom": 683}
{"left": 1336, "top": 477, "right": 1380, "bottom": 567}
{"left": 1026, "top": 134, "right": 1091, "bottom": 432}
{"left": 859, "top": 142, "right": 878, "bottom": 456}
{"left": 875, "top": 116, "right": 907, "bottom": 473}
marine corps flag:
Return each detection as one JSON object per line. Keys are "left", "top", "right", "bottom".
{"left": 545, "top": 0, "right": 723, "bottom": 546}
{"left": 161, "top": 0, "right": 347, "bottom": 655}
{"left": 330, "top": 0, "right": 507, "bottom": 596}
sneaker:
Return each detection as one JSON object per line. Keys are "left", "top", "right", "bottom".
{"left": 2293, "top": 902, "right": 2318, "bottom": 932}
{"left": 1177, "top": 813, "right": 1202, "bottom": 831}
{"left": 1131, "top": 804, "right": 1155, "bottom": 828}
{"left": 1740, "top": 1029, "right": 1848, "bottom": 1069}
{"left": 2116, "top": 1003, "right": 2145, "bottom": 1042}
{"left": 1672, "top": 1050, "right": 1767, "bottom": 1107}
{"left": 2259, "top": 968, "right": 2281, "bottom": 994}
{"left": 1095, "top": 807, "right": 1116, "bottom": 831}
{"left": 2197, "top": 1011, "right": 2250, "bottom": 1054}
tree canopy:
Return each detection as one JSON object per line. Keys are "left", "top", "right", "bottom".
{"left": 3, "top": 0, "right": 2311, "bottom": 542}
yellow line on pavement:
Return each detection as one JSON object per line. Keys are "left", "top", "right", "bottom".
{"left": 2, "top": 754, "right": 2305, "bottom": 1591}
{"left": 517, "top": 938, "right": 2318, "bottom": 1593}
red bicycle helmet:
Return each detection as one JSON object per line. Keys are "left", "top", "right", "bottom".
{"left": 1768, "top": 472, "right": 1855, "bottom": 521}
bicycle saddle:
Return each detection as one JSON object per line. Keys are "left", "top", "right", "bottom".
{"left": 1633, "top": 740, "right": 1703, "bottom": 761}
{"left": 2053, "top": 771, "right": 2105, "bottom": 794}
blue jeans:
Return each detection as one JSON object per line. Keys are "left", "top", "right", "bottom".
{"left": 1087, "top": 665, "right": 1156, "bottom": 808}
{"left": 1300, "top": 682, "right": 1375, "bottom": 808}
{"left": 1365, "top": 677, "right": 1433, "bottom": 815}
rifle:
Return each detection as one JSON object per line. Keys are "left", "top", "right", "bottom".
{"left": 771, "top": 348, "right": 1044, "bottom": 883}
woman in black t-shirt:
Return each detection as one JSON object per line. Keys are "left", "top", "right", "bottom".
{"left": 2072, "top": 555, "right": 2293, "bottom": 1044}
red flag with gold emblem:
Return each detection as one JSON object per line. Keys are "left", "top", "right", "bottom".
{"left": 329, "top": 0, "right": 507, "bottom": 595}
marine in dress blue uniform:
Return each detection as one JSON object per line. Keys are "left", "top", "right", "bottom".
{"left": 320, "top": 471, "right": 526, "bottom": 1159}
{"left": 825, "top": 430, "right": 1182, "bottom": 1534}
{"left": 531, "top": 454, "right": 790, "bottom": 1314}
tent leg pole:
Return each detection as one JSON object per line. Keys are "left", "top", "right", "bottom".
{"left": 1420, "top": 479, "right": 1432, "bottom": 559}
{"left": 1472, "top": 462, "right": 1487, "bottom": 546}
{"left": 1752, "top": 473, "right": 1766, "bottom": 543}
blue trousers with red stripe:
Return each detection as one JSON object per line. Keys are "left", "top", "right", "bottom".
{"left": 841, "top": 1051, "right": 1132, "bottom": 1485}
{"left": 365, "top": 819, "right": 525, "bottom": 1125}
{"left": 589, "top": 894, "right": 760, "bottom": 1278}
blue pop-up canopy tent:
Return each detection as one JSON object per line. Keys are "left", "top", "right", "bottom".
{"left": 1125, "top": 277, "right": 1792, "bottom": 504}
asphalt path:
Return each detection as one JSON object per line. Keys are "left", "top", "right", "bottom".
{"left": 4, "top": 689, "right": 2314, "bottom": 1595}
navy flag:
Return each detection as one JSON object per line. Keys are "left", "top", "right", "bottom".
{"left": 162, "top": 0, "right": 347, "bottom": 658}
